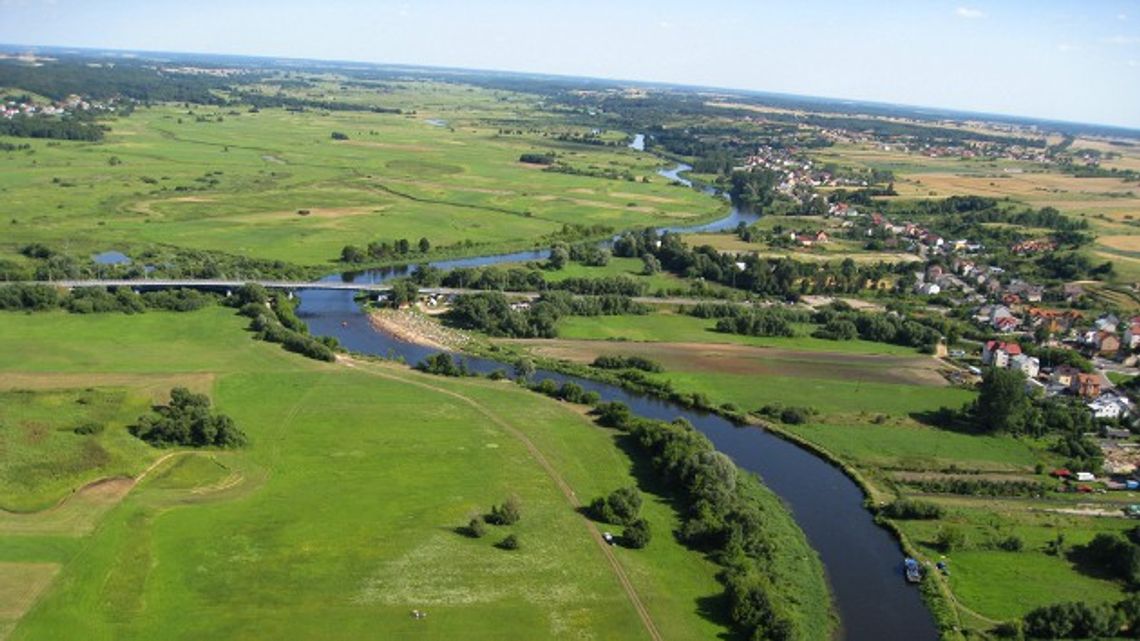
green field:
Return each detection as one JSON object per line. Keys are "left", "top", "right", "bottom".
{"left": 557, "top": 310, "right": 922, "bottom": 355}
{"left": 897, "top": 504, "right": 1134, "bottom": 622}
{"left": 0, "top": 388, "right": 157, "bottom": 513}
{"left": 0, "top": 83, "right": 725, "bottom": 271}
{"left": 0, "top": 308, "right": 735, "bottom": 640}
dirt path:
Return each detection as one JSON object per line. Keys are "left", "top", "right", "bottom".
{"left": 340, "top": 357, "right": 663, "bottom": 641}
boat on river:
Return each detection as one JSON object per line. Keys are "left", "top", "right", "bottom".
{"left": 904, "top": 557, "right": 923, "bottom": 584}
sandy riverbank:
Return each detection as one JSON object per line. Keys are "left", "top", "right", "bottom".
{"left": 367, "top": 307, "right": 471, "bottom": 351}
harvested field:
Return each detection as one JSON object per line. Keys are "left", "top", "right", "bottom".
{"left": 0, "top": 563, "right": 60, "bottom": 629}
{"left": 508, "top": 339, "right": 948, "bottom": 387}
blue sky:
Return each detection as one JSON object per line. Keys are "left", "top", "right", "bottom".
{"left": 1, "top": 0, "right": 1138, "bottom": 128}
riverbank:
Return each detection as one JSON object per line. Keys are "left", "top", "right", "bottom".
{"left": 366, "top": 307, "right": 473, "bottom": 352}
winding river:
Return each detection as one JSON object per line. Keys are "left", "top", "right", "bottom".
{"left": 294, "top": 164, "right": 939, "bottom": 640}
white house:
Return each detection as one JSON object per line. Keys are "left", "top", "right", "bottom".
{"left": 1010, "top": 354, "right": 1040, "bottom": 379}
{"left": 1088, "top": 394, "right": 1133, "bottom": 420}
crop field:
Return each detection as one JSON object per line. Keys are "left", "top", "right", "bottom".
{"left": 0, "top": 308, "right": 731, "bottom": 640}
{"left": 0, "top": 83, "right": 724, "bottom": 270}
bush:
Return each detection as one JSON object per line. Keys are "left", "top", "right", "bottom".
{"left": 73, "top": 421, "right": 105, "bottom": 435}
{"left": 487, "top": 495, "right": 521, "bottom": 525}
{"left": 623, "top": 518, "right": 651, "bottom": 548}
{"left": 1023, "top": 601, "right": 1123, "bottom": 639}
{"left": 879, "top": 499, "right": 944, "bottom": 520}
{"left": 497, "top": 534, "right": 520, "bottom": 550}
{"left": 467, "top": 516, "right": 487, "bottom": 539}
{"left": 591, "top": 355, "right": 664, "bottom": 373}
{"left": 589, "top": 486, "right": 643, "bottom": 525}
{"left": 935, "top": 526, "right": 967, "bottom": 552}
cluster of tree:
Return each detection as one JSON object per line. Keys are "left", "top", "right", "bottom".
{"left": 0, "top": 113, "right": 107, "bottom": 141}
{"left": 440, "top": 265, "right": 547, "bottom": 291}
{"left": 543, "top": 162, "right": 638, "bottom": 181}
{"left": 526, "top": 379, "right": 601, "bottom": 406}
{"left": 340, "top": 237, "right": 431, "bottom": 263}
{"left": 755, "top": 403, "right": 819, "bottom": 425}
{"left": 445, "top": 291, "right": 646, "bottom": 339}
{"left": 0, "top": 284, "right": 215, "bottom": 314}
{"left": 728, "top": 170, "right": 781, "bottom": 209}
{"left": 130, "top": 387, "right": 246, "bottom": 448}
{"left": 594, "top": 403, "right": 809, "bottom": 640}
{"left": 518, "top": 153, "right": 555, "bottom": 165}
{"left": 878, "top": 499, "right": 944, "bottom": 520}
{"left": 714, "top": 309, "right": 797, "bottom": 338}
{"left": 614, "top": 228, "right": 914, "bottom": 298}
{"left": 234, "top": 92, "right": 402, "bottom": 113}
{"left": 233, "top": 285, "right": 336, "bottom": 362}
{"left": 590, "top": 355, "right": 663, "bottom": 373}
{"left": 589, "top": 486, "right": 643, "bottom": 525}
{"left": 1021, "top": 594, "right": 1140, "bottom": 639}
{"left": 0, "top": 58, "right": 235, "bottom": 105}
{"left": 900, "top": 477, "right": 1047, "bottom": 498}
{"left": 0, "top": 141, "right": 32, "bottom": 152}
{"left": 811, "top": 308, "right": 946, "bottom": 351}
{"left": 1076, "top": 530, "right": 1140, "bottom": 587}
{"left": 566, "top": 243, "right": 611, "bottom": 267}
{"left": 415, "top": 353, "right": 473, "bottom": 377}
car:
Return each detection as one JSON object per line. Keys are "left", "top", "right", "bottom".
{"left": 602, "top": 532, "right": 615, "bottom": 545}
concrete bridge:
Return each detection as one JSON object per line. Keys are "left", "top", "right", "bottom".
{"left": 27, "top": 280, "right": 539, "bottom": 299}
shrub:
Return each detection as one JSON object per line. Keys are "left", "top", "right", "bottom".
{"left": 880, "top": 499, "right": 944, "bottom": 520}
{"left": 497, "top": 534, "right": 520, "bottom": 550}
{"left": 467, "top": 516, "right": 487, "bottom": 539}
{"left": 589, "top": 486, "right": 643, "bottom": 525}
{"left": 935, "top": 526, "right": 967, "bottom": 552}
{"left": 488, "top": 495, "right": 521, "bottom": 525}
{"left": 623, "top": 518, "right": 651, "bottom": 549}
{"left": 73, "top": 421, "right": 105, "bottom": 435}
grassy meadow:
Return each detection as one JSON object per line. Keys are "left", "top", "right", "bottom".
{"left": 0, "top": 308, "right": 733, "bottom": 640}
{"left": 0, "top": 83, "right": 724, "bottom": 271}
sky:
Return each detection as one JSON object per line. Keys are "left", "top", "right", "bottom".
{"left": 1, "top": 0, "right": 1139, "bottom": 128}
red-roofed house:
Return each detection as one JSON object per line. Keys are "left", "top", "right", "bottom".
{"left": 982, "top": 340, "right": 1021, "bottom": 368}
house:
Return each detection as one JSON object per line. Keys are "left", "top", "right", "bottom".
{"left": 1095, "top": 314, "right": 1121, "bottom": 332}
{"left": 1124, "top": 320, "right": 1140, "bottom": 350}
{"left": 982, "top": 340, "right": 1021, "bottom": 368}
{"left": 1062, "top": 282, "right": 1085, "bottom": 303}
{"left": 1050, "top": 365, "right": 1082, "bottom": 388}
{"left": 917, "top": 283, "right": 941, "bottom": 296}
{"left": 1072, "top": 372, "right": 1102, "bottom": 399}
{"left": 1075, "top": 472, "right": 1096, "bottom": 482}
{"left": 1097, "top": 331, "right": 1121, "bottom": 356}
{"left": 1010, "top": 354, "right": 1041, "bottom": 379}
{"left": 1089, "top": 394, "right": 1132, "bottom": 420}
{"left": 993, "top": 316, "right": 1021, "bottom": 333}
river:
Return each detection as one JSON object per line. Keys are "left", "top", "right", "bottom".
{"left": 294, "top": 164, "right": 939, "bottom": 640}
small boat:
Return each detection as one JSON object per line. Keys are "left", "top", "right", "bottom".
{"left": 904, "top": 557, "right": 923, "bottom": 584}
{"left": 341, "top": 321, "right": 349, "bottom": 327}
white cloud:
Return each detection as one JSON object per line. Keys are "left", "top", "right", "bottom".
{"left": 1103, "top": 35, "right": 1140, "bottom": 45}
{"left": 1057, "top": 43, "right": 1080, "bottom": 53}
{"left": 658, "top": 20, "right": 673, "bottom": 29}
{"left": 1130, "top": 59, "right": 1140, "bottom": 67}
{"left": 955, "top": 7, "right": 985, "bottom": 19}
{"left": 1119, "top": 13, "right": 1128, "bottom": 21}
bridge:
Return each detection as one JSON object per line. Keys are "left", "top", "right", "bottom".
{"left": 27, "top": 280, "right": 540, "bottom": 299}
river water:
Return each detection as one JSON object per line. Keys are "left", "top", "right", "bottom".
{"left": 294, "top": 164, "right": 938, "bottom": 640}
